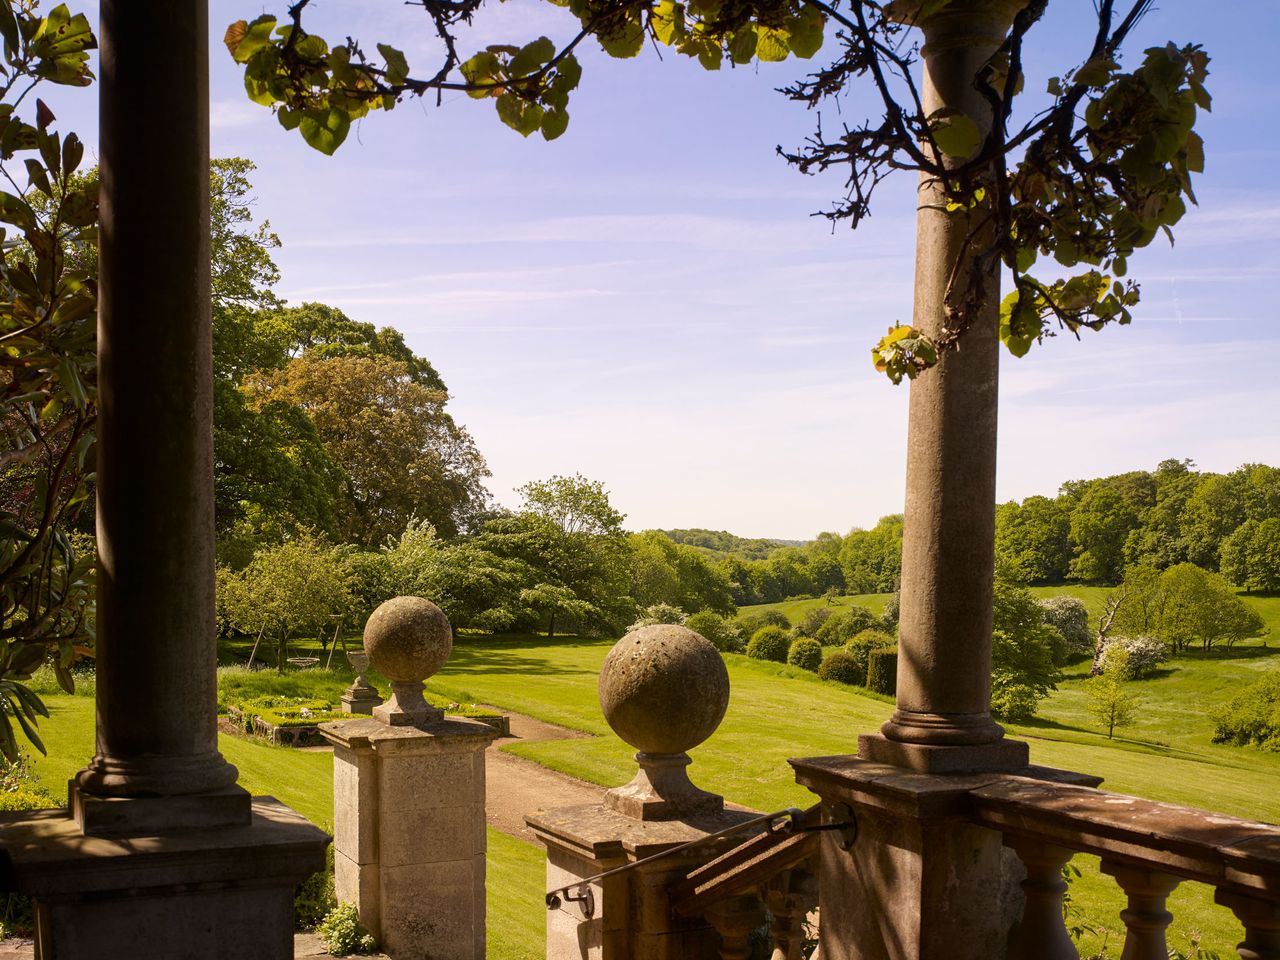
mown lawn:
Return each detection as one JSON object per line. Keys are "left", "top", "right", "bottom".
{"left": 424, "top": 632, "right": 1280, "bottom": 958}
{"left": 23, "top": 606, "right": 1280, "bottom": 958}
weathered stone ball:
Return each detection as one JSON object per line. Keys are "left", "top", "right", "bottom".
{"left": 363, "top": 596, "right": 452, "bottom": 683}
{"left": 598, "top": 624, "right": 729, "bottom": 756}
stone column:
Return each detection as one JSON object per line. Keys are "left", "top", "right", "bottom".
{"left": 860, "top": 0, "right": 1030, "bottom": 775}
{"left": 321, "top": 598, "right": 497, "bottom": 960}
{"left": 71, "top": 0, "right": 247, "bottom": 829}
{"left": 527, "top": 624, "right": 757, "bottom": 960}
{"left": 0, "top": 6, "right": 328, "bottom": 956}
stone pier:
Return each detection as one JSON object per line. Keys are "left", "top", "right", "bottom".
{"left": 528, "top": 624, "right": 756, "bottom": 960}
{"left": 321, "top": 597, "right": 496, "bottom": 960}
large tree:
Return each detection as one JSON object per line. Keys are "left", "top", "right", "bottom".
{"left": 1221, "top": 518, "right": 1280, "bottom": 595}
{"left": 995, "top": 495, "right": 1070, "bottom": 584}
{"left": 244, "top": 354, "right": 489, "bottom": 546}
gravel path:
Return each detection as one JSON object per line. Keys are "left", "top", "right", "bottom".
{"left": 483, "top": 708, "right": 605, "bottom": 842}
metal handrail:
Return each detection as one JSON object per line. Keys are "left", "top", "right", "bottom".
{"left": 544, "top": 804, "right": 856, "bottom": 919}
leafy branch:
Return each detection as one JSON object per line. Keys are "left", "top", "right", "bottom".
{"left": 0, "top": 0, "right": 98, "bottom": 761}
{"left": 226, "top": 0, "right": 1208, "bottom": 383}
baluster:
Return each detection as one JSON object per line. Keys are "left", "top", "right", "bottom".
{"left": 765, "top": 880, "right": 818, "bottom": 960}
{"left": 705, "top": 895, "right": 767, "bottom": 960}
{"left": 1004, "top": 836, "right": 1079, "bottom": 960}
{"left": 1216, "top": 890, "right": 1280, "bottom": 960}
{"left": 1100, "top": 861, "right": 1182, "bottom": 960}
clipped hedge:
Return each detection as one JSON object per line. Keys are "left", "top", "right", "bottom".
{"left": 228, "top": 696, "right": 347, "bottom": 731}
{"left": 686, "top": 611, "right": 744, "bottom": 654}
{"left": 747, "top": 626, "right": 791, "bottom": 663}
{"left": 818, "top": 651, "right": 865, "bottom": 686}
{"left": 866, "top": 648, "right": 898, "bottom": 696}
{"left": 845, "top": 629, "right": 895, "bottom": 675}
{"left": 787, "top": 638, "right": 823, "bottom": 672}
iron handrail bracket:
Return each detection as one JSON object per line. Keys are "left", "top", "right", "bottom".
{"left": 545, "top": 806, "right": 846, "bottom": 917}
{"left": 545, "top": 803, "right": 803, "bottom": 916}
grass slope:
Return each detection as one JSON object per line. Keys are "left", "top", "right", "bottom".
{"left": 427, "top": 632, "right": 1278, "bottom": 957}
{"left": 24, "top": 596, "right": 1280, "bottom": 958}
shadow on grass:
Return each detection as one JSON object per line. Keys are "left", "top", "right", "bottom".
{"left": 444, "top": 640, "right": 601, "bottom": 678}
{"left": 1181, "top": 645, "right": 1276, "bottom": 662}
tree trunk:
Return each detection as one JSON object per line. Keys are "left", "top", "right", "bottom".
{"left": 547, "top": 612, "right": 556, "bottom": 639}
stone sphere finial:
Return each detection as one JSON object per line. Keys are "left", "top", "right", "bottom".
{"left": 364, "top": 596, "right": 452, "bottom": 726}
{"left": 598, "top": 624, "right": 729, "bottom": 820}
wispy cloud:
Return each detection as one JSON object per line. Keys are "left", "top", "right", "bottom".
{"left": 210, "top": 98, "right": 266, "bottom": 130}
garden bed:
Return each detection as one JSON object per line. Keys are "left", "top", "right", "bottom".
{"left": 225, "top": 695, "right": 510, "bottom": 746}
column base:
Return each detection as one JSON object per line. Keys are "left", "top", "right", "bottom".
{"left": 0, "top": 797, "right": 328, "bottom": 960}
{"left": 70, "top": 782, "right": 252, "bottom": 838}
{"left": 859, "top": 732, "right": 1029, "bottom": 774}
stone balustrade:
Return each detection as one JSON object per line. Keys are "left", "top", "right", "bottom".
{"left": 789, "top": 755, "right": 1280, "bottom": 960}
{"left": 970, "top": 777, "right": 1280, "bottom": 960}
{"left": 670, "top": 808, "right": 826, "bottom": 960}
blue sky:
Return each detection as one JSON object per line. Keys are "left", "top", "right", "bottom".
{"left": 50, "top": 2, "right": 1280, "bottom": 538}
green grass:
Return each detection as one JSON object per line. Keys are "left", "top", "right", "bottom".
{"left": 735, "top": 592, "right": 889, "bottom": 624}
{"left": 23, "top": 609, "right": 1280, "bottom": 958}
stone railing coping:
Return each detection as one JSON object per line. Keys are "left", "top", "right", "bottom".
{"left": 790, "top": 755, "right": 1102, "bottom": 818}
{"left": 791, "top": 754, "right": 1279, "bottom": 899}
{"left": 970, "top": 778, "right": 1280, "bottom": 898}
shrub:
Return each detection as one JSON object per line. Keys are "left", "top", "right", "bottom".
{"left": 0, "top": 757, "right": 57, "bottom": 938}
{"left": 734, "top": 610, "right": 790, "bottom": 639}
{"left": 880, "top": 593, "right": 900, "bottom": 632}
{"left": 686, "top": 611, "right": 743, "bottom": 654}
{"left": 746, "top": 626, "right": 790, "bottom": 663}
{"left": 1101, "top": 635, "right": 1168, "bottom": 680}
{"left": 818, "top": 651, "right": 865, "bottom": 686}
{"left": 845, "top": 629, "right": 895, "bottom": 675}
{"left": 991, "top": 684, "right": 1041, "bottom": 723}
{"left": 866, "top": 648, "right": 898, "bottom": 695}
{"left": 629, "top": 602, "right": 687, "bottom": 630}
{"left": 294, "top": 844, "right": 337, "bottom": 931}
{"left": 815, "top": 605, "right": 879, "bottom": 646}
{"left": 1036, "top": 596, "right": 1092, "bottom": 660}
{"left": 787, "top": 638, "right": 823, "bottom": 671}
{"left": 990, "top": 580, "right": 1061, "bottom": 721}
{"left": 317, "top": 902, "right": 378, "bottom": 956}
{"left": 795, "top": 607, "right": 832, "bottom": 638}
{"left": 1212, "top": 670, "right": 1280, "bottom": 751}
